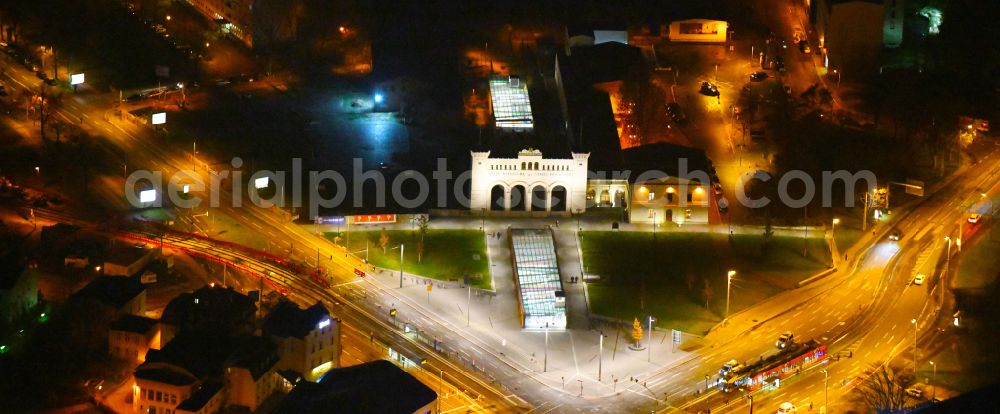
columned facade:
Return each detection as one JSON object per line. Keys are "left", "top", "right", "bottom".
{"left": 470, "top": 149, "right": 589, "bottom": 215}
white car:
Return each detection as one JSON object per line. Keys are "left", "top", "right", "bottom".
{"left": 913, "top": 273, "right": 926, "bottom": 285}
{"left": 968, "top": 213, "right": 982, "bottom": 224}
{"left": 778, "top": 402, "right": 797, "bottom": 413}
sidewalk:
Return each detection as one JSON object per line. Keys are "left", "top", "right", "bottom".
{"left": 359, "top": 221, "right": 693, "bottom": 400}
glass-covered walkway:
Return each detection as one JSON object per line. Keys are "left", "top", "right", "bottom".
{"left": 510, "top": 229, "right": 566, "bottom": 330}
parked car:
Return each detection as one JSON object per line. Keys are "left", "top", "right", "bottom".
{"left": 43, "top": 77, "right": 56, "bottom": 86}
{"left": 750, "top": 71, "right": 768, "bottom": 82}
{"left": 906, "top": 387, "right": 924, "bottom": 399}
{"left": 665, "top": 102, "right": 688, "bottom": 124}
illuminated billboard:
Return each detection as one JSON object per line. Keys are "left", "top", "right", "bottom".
{"left": 352, "top": 214, "right": 396, "bottom": 224}
{"left": 70, "top": 73, "right": 85, "bottom": 85}
{"left": 151, "top": 112, "right": 166, "bottom": 125}
{"left": 489, "top": 76, "right": 534, "bottom": 130}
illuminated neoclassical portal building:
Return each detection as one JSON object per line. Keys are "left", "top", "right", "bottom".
{"left": 470, "top": 149, "right": 590, "bottom": 215}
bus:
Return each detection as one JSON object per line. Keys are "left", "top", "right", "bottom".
{"left": 721, "top": 340, "right": 827, "bottom": 392}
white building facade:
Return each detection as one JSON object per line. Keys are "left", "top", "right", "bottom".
{"left": 470, "top": 149, "right": 590, "bottom": 215}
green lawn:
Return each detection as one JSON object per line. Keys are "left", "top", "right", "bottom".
{"left": 324, "top": 230, "right": 491, "bottom": 290}
{"left": 955, "top": 220, "right": 1000, "bottom": 290}
{"left": 580, "top": 231, "right": 830, "bottom": 334}
{"left": 834, "top": 227, "right": 863, "bottom": 255}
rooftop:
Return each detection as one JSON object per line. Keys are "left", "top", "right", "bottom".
{"left": 558, "top": 42, "right": 645, "bottom": 92}
{"left": 72, "top": 276, "right": 145, "bottom": 310}
{"left": 264, "top": 301, "right": 331, "bottom": 339}
{"left": 276, "top": 360, "right": 436, "bottom": 414}
{"left": 106, "top": 245, "right": 153, "bottom": 266}
{"left": 0, "top": 253, "right": 26, "bottom": 291}
{"left": 161, "top": 285, "right": 256, "bottom": 335}
{"left": 134, "top": 367, "right": 196, "bottom": 386}
{"left": 175, "top": 380, "right": 223, "bottom": 412}
{"left": 142, "top": 332, "right": 238, "bottom": 379}
{"left": 230, "top": 336, "right": 280, "bottom": 380}
{"left": 110, "top": 314, "right": 158, "bottom": 334}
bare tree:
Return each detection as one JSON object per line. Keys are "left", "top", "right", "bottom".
{"left": 415, "top": 215, "right": 428, "bottom": 263}
{"left": 702, "top": 277, "right": 714, "bottom": 309}
{"left": 856, "top": 365, "right": 912, "bottom": 413}
{"left": 379, "top": 228, "right": 389, "bottom": 254}
{"left": 30, "top": 86, "right": 58, "bottom": 139}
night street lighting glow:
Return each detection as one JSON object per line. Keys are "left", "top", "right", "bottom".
{"left": 254, "top": 177, "right": 269, "bottom": 189}
{"left": 151, "top": 112, "right": 166, "bottom": 125}
{"left": 373, "top": 93, "right": 383, "bottom": 103}
{"left": 139, "top": 189, "right": 157, "bottom": 203}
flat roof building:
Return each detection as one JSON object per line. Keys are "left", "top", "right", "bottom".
{"left": 72, "top": 276, "right": 146, "bottom": 317}
{"left": 275, "top": 359, "right": 436, "bottom": 414}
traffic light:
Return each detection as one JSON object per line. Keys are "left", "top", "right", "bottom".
{"left": 389, "top": 308, "right": 397, "bottom": 317}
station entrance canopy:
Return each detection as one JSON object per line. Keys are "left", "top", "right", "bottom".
{"left": 510, "top": 229, "right": 566, "bottom": 329}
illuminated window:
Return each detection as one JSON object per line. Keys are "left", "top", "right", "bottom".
{"left": 648, "top": 192, "right": 655, "bottom": 201}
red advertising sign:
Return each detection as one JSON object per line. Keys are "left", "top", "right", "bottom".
{"left": 352, "top": 214, "right": 397, "bottom": 224}
{"left": 353, "top": 268, "right": 366, "bottom": 278}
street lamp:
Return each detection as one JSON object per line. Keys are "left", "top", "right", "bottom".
{"left": 911, "top": 318, "right": 919, "bottom": 373}
{"left": 833, "top": 69, "right": 841, "bottom": 88}
{"left": 823, "top": 369, "right": 829, "bottom": 414}
{"left": 598, "top": 331, "right": 604, "bottom": 381}
{"left": 34, "top": 166, "right": 40, "bottom": 176}
{"left": 832, "top": 218, "right": 840, "bottom": 264}
{"left": 945, "top": 235, "right": 952, "bottom": 280}
{"left": 392, "top": 243, "right": 405, "bottom": 288}
{"left": 930, "top": 361, "right": 937, "bottom": 400}
{"left": 647, "top": 316, "right": 655, "bottom": 362}
{"left": 725, "top": 270, "right": 736, "bottom": 324}
{"left": 543, "top": 322, "right": 549, "bottom": 373}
